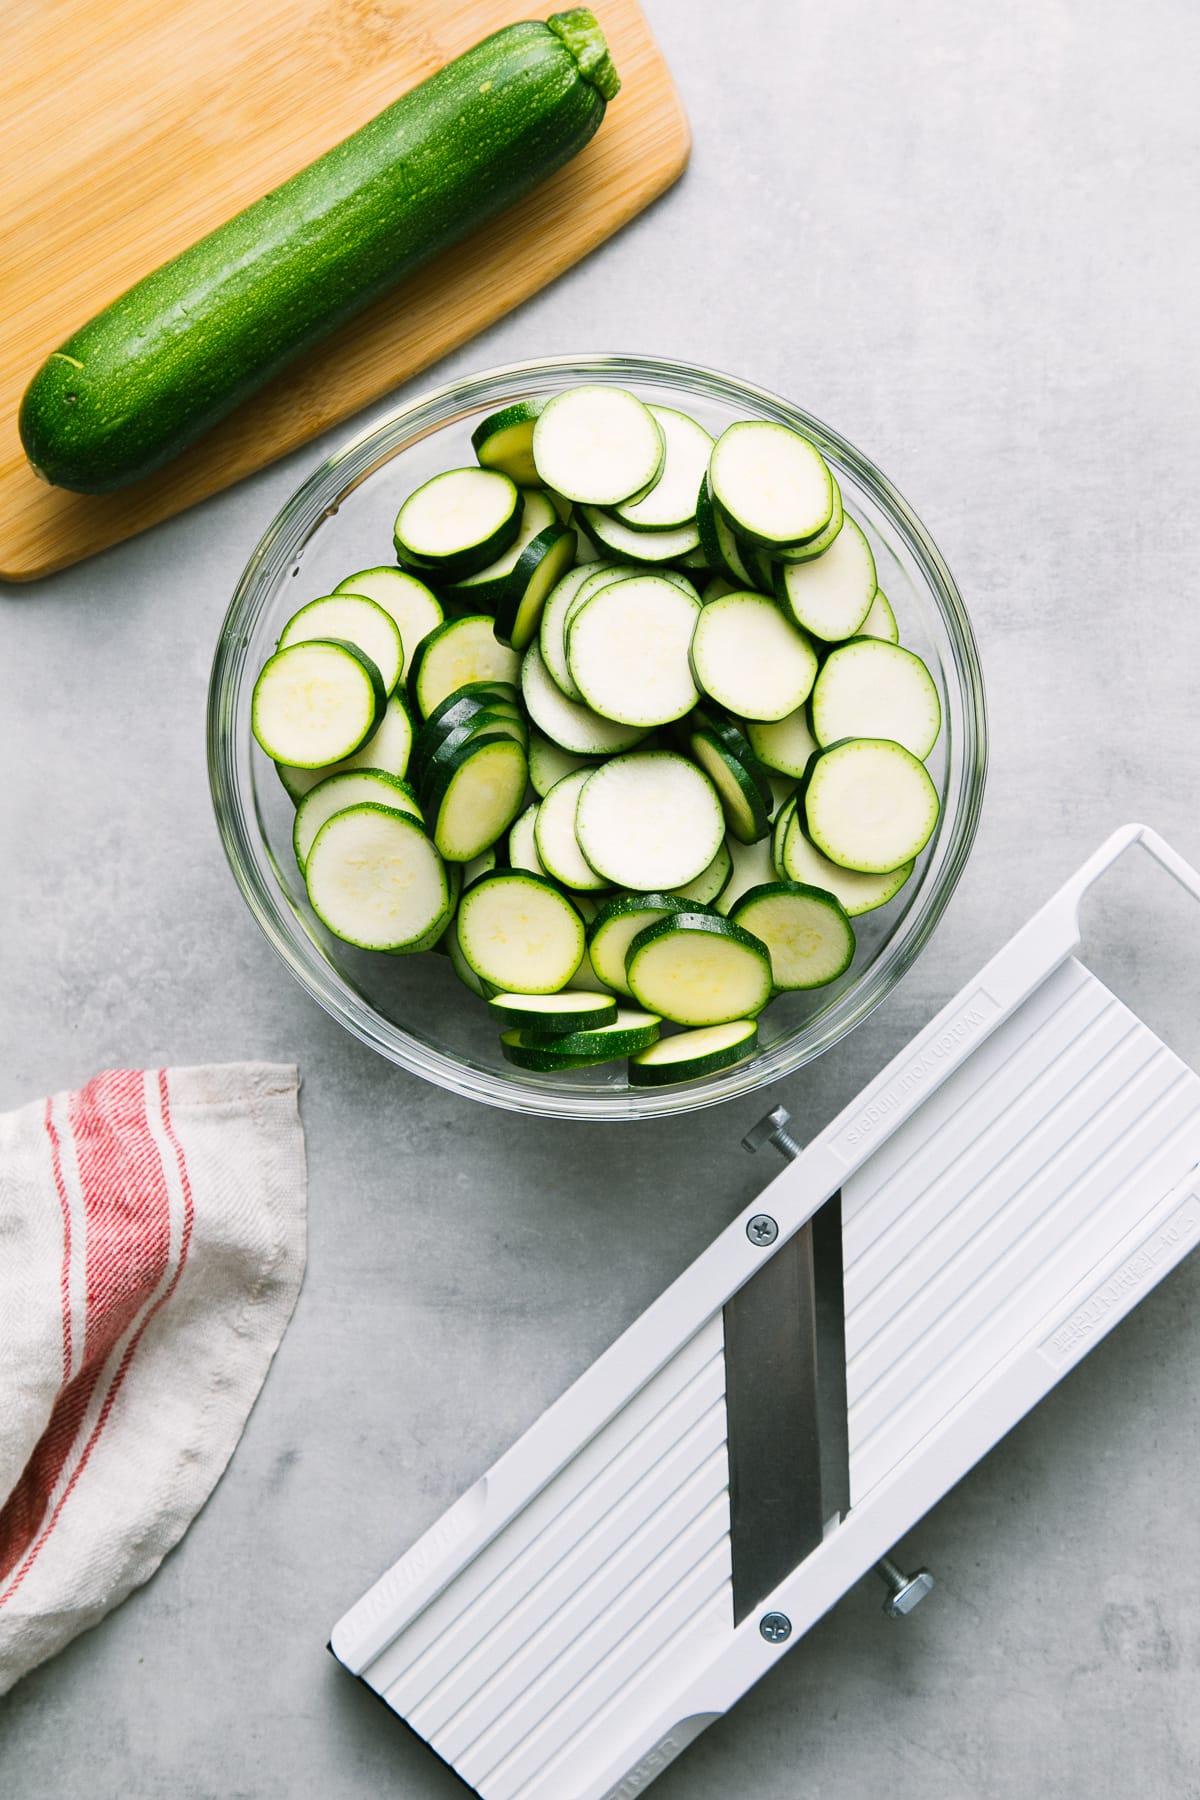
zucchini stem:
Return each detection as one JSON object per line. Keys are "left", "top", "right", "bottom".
{"left": 548, "top": 8, "right": 621, "bottom": 100}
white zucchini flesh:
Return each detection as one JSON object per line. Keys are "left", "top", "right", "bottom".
{"left": 278, "top": 594, "right": 404, "bottom": 697}
{"left": 579, "top": 506, "right": 701, "bottom": 563}
{"left": 772, "top": 481, "right": 844, "bottom": 564}
{"left": 547, "top": 561, "right": 638, "bottom": 699}
{"left": 470, "top": 398, "right": 545, "bottom": 487}
{"left": 428, "top": 735, "right": 528, "bottom": 863}
{"left": 567, "top": 576, "right": 701, "bottom": 727}
{"left": 534, "top": 769, "right": 609, "bottom": 891}
{"left": 730, "top": 883, "right": 856, "bottom": 990}
{"left": 532, "top": 386, "right": 664, "bottom": 507}
{"left": 252, "top": 640, "right": 382, "bottom": 768}
{"left": 521, "top": 640, "right": 646, "bottom": 756}
{"left": 488, "top": 990, "right": 617, "bottom": 1031}
{"left": 451, "top": 491, "right": 557, "bottom": 594}
{"left": 708, "top": 420, "right": 835, "bottom": 547}
{"left": 701, "top": 575, "right": 736, "bottom": 604}
{"left": 781, "top": 813, "right": 913, "bottom": 915}
{"left": 537, "top": 563, "right": 608, "bottom": 698}
{"left": 527, "top": 729, "right": 599, "bottom": 798}
{"left": 413, "top": 618, "right": 521, "bottom": 720}
{"left": 293, "top": 770, "right": 421, "bottom": 869}
{"left": 570, "top": 941, "right": 613, "bottom": 995}
{"left": 671, "top": 837, "right": 733, "bottom": 906}
{"left": 456, "top": 874, "right": 585, "bottom": 993}
{"left": 394, "top": 466, "right": 518, "bottom": 563}
{"left": 689, "top": 591, "right": 818, "bottom": 722}
{"left": 462, "top": 847, "right": 498, "bottom": 888}
{"left": 629, "top": 1018, "right": 758, "bottom": 1084}
{"left": 625, "top": 916, "right": 773, "bottom": 1026}
{"left": 333, "top": 567, "right": 443, "bottom": 679}
{"left": 614, "top": 405, "right": 713, "bottom": 530}
{"left": 508, "top": 803, "right": 549, "bottom": 877}
{"left": 744, "top": 705, "right": 820, "bottom": 779}
{"left": 776, "top": 515, "right": 877, "bottom": 641}
{"left": 305, "top": 805, "right": 450, "bottom": 952}
{"left": 276, "top": 692, "right": 414, "bottom": 802}
{"left": 803, "top": 738, "right": 940, "bottom": 872}
{"left": 810, "top": 638, "right": 942, "bottom": 760}
{"left": 715, "top": 833, "right": 777, "bottom": 915}
{"left": 859, "top": 587, "right": 900, "bottom": 643}
{"left": 587, "top": 895, "right": 691, "bottom": 997}
{"left": 575, "top": 752, "right": 724, "bottom": 890}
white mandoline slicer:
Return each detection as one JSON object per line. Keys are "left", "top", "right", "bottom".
{"left": 332, "top": 823, "right": 1200, "bottom": 1800}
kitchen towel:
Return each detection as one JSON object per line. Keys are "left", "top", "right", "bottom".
{"left": 0, "top": 1062, "right": 306, "bottom": 1694}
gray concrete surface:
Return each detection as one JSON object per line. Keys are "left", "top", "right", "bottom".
{"left": 3, "top": 0, "right": 1200, "bottom": 1794}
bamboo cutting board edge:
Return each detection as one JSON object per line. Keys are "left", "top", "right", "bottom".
{"left": 0, "top": 0, "right": 689, "bottom": 581}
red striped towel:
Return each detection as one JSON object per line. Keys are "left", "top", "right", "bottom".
{"left": 0, "top": 1063, "right": 306, "bottom": 1693}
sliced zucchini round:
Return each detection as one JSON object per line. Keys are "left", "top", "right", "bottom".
{"left": 494, "top": 522, "right": 578, "bottom": 652}
{"left": 521, "top": 639, "right": 646, "bottom": 756}
{"left": 462, "top": 846, "right": 499, "bottom": 888}
{"left": 508, "top": 802, "right": 549, "bottom": 876}
{"left": 696, "top": 475, "right": 755, "bottom": 586}
{"left": 553, "top": 560, "right": 641, "bottom": 699}
{"left": 709, "top": 420, "right": 834, "bottom": 549}
{"left": 744, "top": 705, "right": 820, "bottom": 779}
{"left": 510, "top": 1007, "right": 661, "bottom": 1058}
{"left": 293, "top": 769, "right": 421, "bottom": 870}
{"left": 527, "top": 728, "right": 600, "bottom": 798}
{"left": 410, "top": 616, "right": 521, "bottom": 720}
{"left": 253, "top": 639, "right": 384, "bottom": 768}
{"left": 771, "top": 480, "right": 844, "bottom": 563}
{"left": 625, "top": 913, "right": 773, "bottom": 1026}
{"left": 774, "top": 515, "right": 876, "bottom": 641}
{"left": 689, "top": 590, "right": 818, "bottom": 722}
{"left": 275, "top": 690, "right": 414, "bottom": 802}
{"left": 538, "top": 562, "right": 612, "bottom": 698}
{"left": 670, "top": 837, "right": 733, "bottom": 906}
{"left": 534, "top": 769, "right": 609, "bottom": 891}
{"left": 810, "top": 638, "right": 942, "bottom": 760}
{"left": 701, "top": 574, "right": 736, "bottom": 604}
{"left": 393, "top": 466, "right": 520, "bottom": 575}
{"left": 629, "top": 1018, "right": 759, "bottom": 1085}
{"left": 488, "top": 990, "right": 617, "bottom": 1032}
{"left": 418, "top": 709, "right": 528, "bottom": 802}
{"left": 447, "top": 492, "right": 558, "bottom": 609}
{"left": 424, "top": 732, "right": 528, "bottom": 863}
{"left": 859, "top": 587, "right": 900, "bottom": 644}
{"left": 576, "top": 751, "right": 724, "bottom": 890}
{"left": 305, "top": 804, "right": 450, "bottom": 952}
{"left": 730, "top": 881, "right": 856, "bottom": 990}
{"left": 446, "top": 919, "right": 492, "bottom": 998}
{"left": 687, "top": 719, "right": 772, "bottom": 844}
{"left": 457, "top": 871, "right": 585, "bottom": 993}
{"left": 278, "top": 594, "right": 404, "bottom": 698}
{"left": 567, "top": 575, "right": 701, "bottom": 727}
{"left": 470, "top": 398, "right": 547, "bottom": 487}
{"left": 613, "top": 405, "right": 712, "bottom": 531}
{"left": 578, "top": 505, "right": 701, "bottom": 564}
{"left": 411, "top": 683, "right": 520, "bottom": 785}
{"left": 586, "top": 892, "right": 696, "bottom": 997}
{"left": 780, "top": 812, "right": 913, "bottom": 915}
{"left": 801, "top": 737, "right": 940, "bottom": 873}
{"left": 333, "top": 566, "right": 443, "bottom": 679}
{"left": 532, "top": 385, "right": 664, "bottom": 506}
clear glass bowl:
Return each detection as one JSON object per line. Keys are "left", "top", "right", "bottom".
{"left": 208, "top": 355, "right": 987, "bottom": 1119}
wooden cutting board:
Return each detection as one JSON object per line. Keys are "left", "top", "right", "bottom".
{"left": 0, "top": 0, "right": 688, "bottom": 581}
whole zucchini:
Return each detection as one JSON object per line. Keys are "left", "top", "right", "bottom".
{"left": 19, "top": 9, "right": 620, "bottom": 494}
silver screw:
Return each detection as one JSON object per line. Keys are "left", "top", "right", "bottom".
{"left": 742, "top": 1105, "right": 802, "bottom": 1162}
{"left": 746, "top": 1213, "right": 778, "bottom": 1246}
{"left": 876, "top": 1554, "right": 935, "bottom": 1617}
{"left": 759, "top": 1611, "right": 792, "bottom": 1644}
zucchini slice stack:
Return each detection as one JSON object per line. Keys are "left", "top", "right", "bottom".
{"left": 251, "top": 384, "right": 945, "bottom": 1085}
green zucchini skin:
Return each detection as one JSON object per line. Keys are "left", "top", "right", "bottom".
{"left": 20, "top": 11, "right": 617, "bottom": 494}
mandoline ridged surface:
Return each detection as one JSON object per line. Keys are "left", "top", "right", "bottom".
{"left": 842, "top": 957, "right": 1200, "bottom": 1503}
{"left": 368, "top": 1313, "right": 733, "bottom": 1800}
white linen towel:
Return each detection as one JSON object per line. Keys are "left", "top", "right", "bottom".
{"left": 0, "top": 1062, "right": 306, "bottom": 1694}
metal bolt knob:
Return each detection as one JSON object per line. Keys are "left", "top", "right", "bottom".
{"left": 742, "top": 1105, "right": 802, "bottom": 1162}
{"left": 759, "top": 1611, "right": 792, "bottom": 1644}
{"left": 876, "top": 1554, "right": 935, "bottom": 1617}
{"left": 745, "top": 1213, "right": 778, "bottom": 1247}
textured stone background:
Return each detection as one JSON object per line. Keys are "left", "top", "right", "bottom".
{"left": 3, "top": 1, "right": 1200, "bottom": 1794}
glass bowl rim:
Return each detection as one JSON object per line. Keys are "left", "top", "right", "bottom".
{"left": 208, "top": 351, "right": 987, "bottom": 1120}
